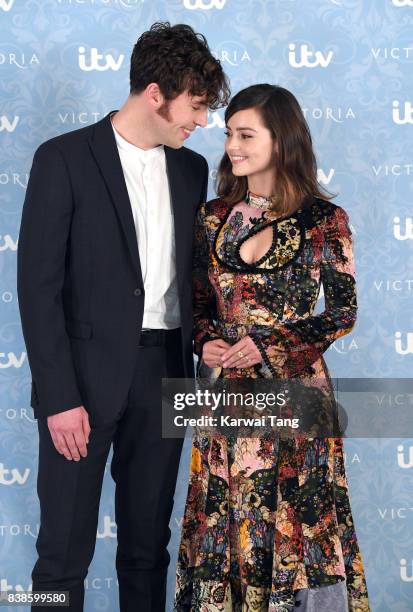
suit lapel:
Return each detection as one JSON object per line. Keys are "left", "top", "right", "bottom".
{"left": 88, "top": 112, "right": 195, "bottom": 290}
{"left": 164, "top": 145, "right": 193, "bottom": 290}
{"left": 88, "top": 111, "right": 144, "bottom": 284}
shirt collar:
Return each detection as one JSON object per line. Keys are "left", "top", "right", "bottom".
{"left": 110, "top": 114, "right": 164, "bottom": 163}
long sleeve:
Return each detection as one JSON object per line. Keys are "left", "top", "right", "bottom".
{"left": 17, "top": 141, "right": 83, "bottom": 418}
{"left": 193, "top": 200, "right": 221, "bottom": 358}
{"left": 250, "top": 205, "right": 357, "bottom": 377}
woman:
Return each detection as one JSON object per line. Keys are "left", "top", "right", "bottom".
{"left": 174, "top": 84, "right": 370, "bottom": 611}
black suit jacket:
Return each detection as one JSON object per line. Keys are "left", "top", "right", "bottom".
{"left": 17, "top": 111, "right": 208, "bottom": 423}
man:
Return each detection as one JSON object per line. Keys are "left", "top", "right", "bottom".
{"left": 17, "top": 21, "right": 230, "bottom": 612}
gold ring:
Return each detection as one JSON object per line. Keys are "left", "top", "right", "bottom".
{"left": 238, "top": 350, "right": 244, "bottom": 358}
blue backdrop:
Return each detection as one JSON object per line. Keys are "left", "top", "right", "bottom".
{"left": 1, "top": 0, "right": 413, "bottom": 610}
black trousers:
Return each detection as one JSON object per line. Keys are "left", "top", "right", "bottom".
{"left": 31, "top": 328, "right": 185, "bottom": 612}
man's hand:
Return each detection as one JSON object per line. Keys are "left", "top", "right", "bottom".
{"left": 202, "top": 338, "right": 231, "bottom": 367}
{"left": 221, "top": 335, "right": 263, "bottom": 369}
{"left": 47, "top": 405, "right": 91, "bottom": 461}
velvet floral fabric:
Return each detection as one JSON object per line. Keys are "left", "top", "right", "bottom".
{"left": 174, "top": 196, "right": 370, "bottom": 611}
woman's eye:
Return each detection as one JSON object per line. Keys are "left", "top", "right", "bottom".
{"left": 192, "top": 106, "right": 201, "bottom": 111}
{"left": 224, "top": 131, "right": 251, "bottom": 139}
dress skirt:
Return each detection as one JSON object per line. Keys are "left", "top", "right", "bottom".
{"left": 173, "top": 431, "right": 370, "bottom": 611}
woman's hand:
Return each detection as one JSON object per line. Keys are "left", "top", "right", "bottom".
{"left": 202, "top": 338, "right": 231, "bottom": 367}
{"left": 221, "top": 335, "right": 263, "bottom": 369}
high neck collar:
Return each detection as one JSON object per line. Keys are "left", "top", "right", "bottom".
{"left": 245, "top": 190, "right": 277, "bottom": 211}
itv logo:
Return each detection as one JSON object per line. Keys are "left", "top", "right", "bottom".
{"left": 0, "top": 115, "right": 19, "bottom": 133}
{"left": 393, "top": 217, "right": 413, "bottom": 241}
{"left": 400, "top": 559, "right": 413, "bottom": 582}
{"left": 0, "top": 463, "right": 30, "bottom": 485}
{"left": 392, "top": 100, "right": 413, "bottom": 124}
{"left": 397, "top": 444, "right": 413, "bottom": 469}
{"left": 317, "top": 168, "right": 335, "bottom": 185}
{"left": 183, "top": 0, "right": 226, "bottom": 9}
{"left": 78, "top": 46, "right": 124, "bottom": 72}
{"left": 0, "top": 0, "right": 15, "bottom": 11}
{"left": 288, "top": 43, "right": 333, "bottom": 68}
{"left": 0, "top": 234, "right": 18, "bottom": 251}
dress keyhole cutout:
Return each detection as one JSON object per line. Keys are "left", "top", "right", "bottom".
{"left": 239, "top": 225, "right": 274, "bottom": 265}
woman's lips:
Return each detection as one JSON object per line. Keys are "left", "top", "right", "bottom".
{"left": 231, "top": 156, "right": 248, "bottom": 164}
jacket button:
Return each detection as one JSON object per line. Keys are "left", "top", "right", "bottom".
{"left": 134, "top": 288, "right": 143, "bottom": 296}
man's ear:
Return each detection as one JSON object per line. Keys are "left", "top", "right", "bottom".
{"left": 145, "top": 83, "right": 164, "bottom": 109}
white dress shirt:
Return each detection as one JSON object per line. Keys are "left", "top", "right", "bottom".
{"left": 111, "top": 118, "right": 180, "bottom": 329}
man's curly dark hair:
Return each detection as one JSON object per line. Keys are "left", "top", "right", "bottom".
{"left": 130, "top": 22, "right": 230, "bottom": 111}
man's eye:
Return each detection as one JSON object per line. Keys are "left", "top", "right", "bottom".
{"left": 192, "top": 106, "right": 201, "bottom": 111}
{"left": 224, "top": 131, "right": 230, "bottom": 136}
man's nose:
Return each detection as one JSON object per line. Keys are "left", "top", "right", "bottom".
{"left": 197, "top": 109, "right": 209, "bottom": 128}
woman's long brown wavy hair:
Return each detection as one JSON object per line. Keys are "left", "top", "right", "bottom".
{"left": 216, "top": 84, "right": 335, "bottom": 215}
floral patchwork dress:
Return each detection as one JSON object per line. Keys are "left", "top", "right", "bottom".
{"left": 174, "top": 194, "right": 370, "bottom": 612}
